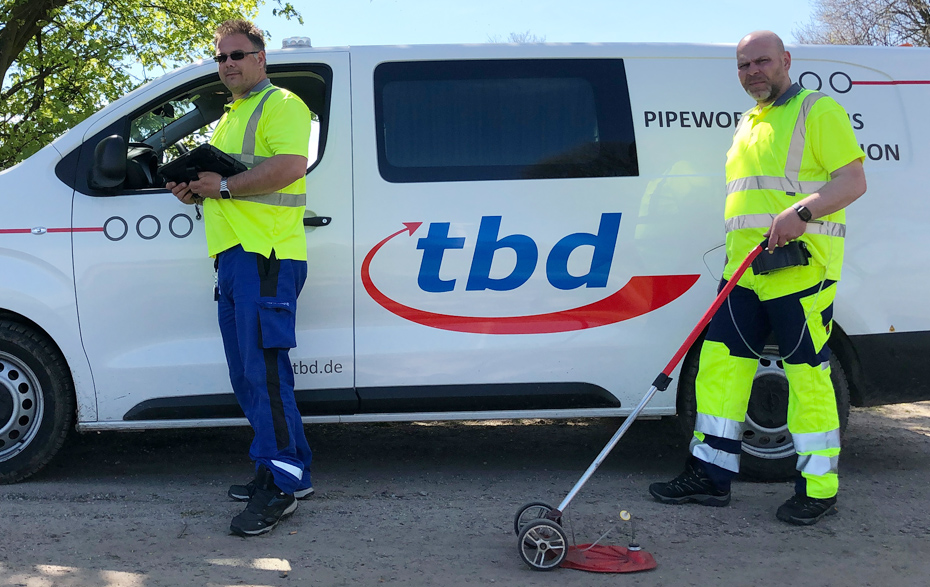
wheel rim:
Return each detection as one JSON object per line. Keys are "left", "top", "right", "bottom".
{"left": 519, "top": 520, "right": 567, "bottom": 570}
{"left": 514, "top": 502, "right": 554, "bottom": 535}
{"left": 0, "top": 351, "right": 44, "bottom": 461}
{"left": 742, "top": 349, "right": 795, "bottom": 461}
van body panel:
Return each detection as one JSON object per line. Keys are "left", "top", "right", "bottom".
{"left": 0, "top": 42, "right": 927, "bottom": 456}
{"left": 0, "top": 144, "right": 97, "bottom": 421}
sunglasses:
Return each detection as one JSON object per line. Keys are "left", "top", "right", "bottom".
{"left": 213, "top": 50, "right": 260, "bottom": 63}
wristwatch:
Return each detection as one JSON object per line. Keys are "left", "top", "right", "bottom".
{"left": 219, "top": 177, "right": 232, "bottom": 200}
{"left": 792, "top": 204, "right": 812, "bottom": 222}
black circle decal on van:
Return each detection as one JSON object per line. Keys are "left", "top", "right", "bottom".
{"left": 136, "top": 215, "right": 161, "bottom": 240}
{"left": 169, "top": 214, "right": 194, "bottom": 239}
{"left": 103, "top": 216, "right": 129, "bottom": 242}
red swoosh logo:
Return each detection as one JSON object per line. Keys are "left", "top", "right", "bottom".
{"left": 361, "top": 223, "right": 700, "bottom": 335}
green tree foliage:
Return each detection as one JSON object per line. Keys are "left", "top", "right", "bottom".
{"left": 796, "top": 0, "right": 930, "bottom": 46}
{"left": 0, "top": 0, "right": 301, "bottom": 169}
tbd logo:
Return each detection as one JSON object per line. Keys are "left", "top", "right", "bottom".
{"left": 417, "top": 213, "right": 622, "bottom": 293}
{"left": 361, "top": 213, "right": 699, "bottom": 335}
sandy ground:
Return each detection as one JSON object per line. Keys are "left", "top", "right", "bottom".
{"left": 2, "top": 402, "right": 930, "bottom": 586}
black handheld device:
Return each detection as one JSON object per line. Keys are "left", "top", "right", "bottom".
{"left": 751, "top": 239, "right": 811, "bottom": 275}
{"left": 158, "top": 144, "right": 247, "bottom": 185}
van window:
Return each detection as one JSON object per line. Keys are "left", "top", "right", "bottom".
{"left": 59, "top": 65, "right": 332, "bottom": 196}
{"left": 374, "top": 59, "right": 638, "bottom": 183}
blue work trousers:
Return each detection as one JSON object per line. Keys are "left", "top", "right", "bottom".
{"left": 217, "top": 244, "right": 312, "bottom": 494}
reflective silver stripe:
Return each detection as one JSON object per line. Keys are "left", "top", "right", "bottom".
{"left": 733, "top": 108, "right": 749, "bottom": 136}
{"left": 796, "top": 453, "right": 839, "bottom": 476}
{"left": 271, "top": 459, "right": 303, "bottom": 480}
{"left": 241, "top": 88, "right": 280, "bottom": 164}
{"left": 230, "top": 153, "right": 270, "bottom": 167}
{"left": 727, "top": 91, "right": 832, "bottom": 198}
{"left": 805, "top": 222, "right": 846, "bottom": 238}
{"left": 785, "top": 92, "right": 826, "bottom": 182}
{"left": 793, "top": 429, "right": 841, "bottom": 453}
{"left": 226, "top": 86, "right": 306, "bottom": 208}
{"left": 725, "top": 214, "right": 845, "bottom": 238}
{"left": 232, "top": 191, "right": 306, "bottom": 208}
{"left": 690, "top": 438, "right": 740, "bottom": 473}
{"left": 726, "top": 175, "right": 827, "bottom": 195}
{"left": 695, "top": 413, "right": 743, "bottom": 440}
{"left": 725, "top": 213, "right": 775, "bottom": 232}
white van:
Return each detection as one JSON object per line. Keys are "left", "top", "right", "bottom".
{"left": 1, "top": 42, "right": 927, "bottom": 484}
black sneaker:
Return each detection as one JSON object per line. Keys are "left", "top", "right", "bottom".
{"left": 776, "top": 494, "right": 837, "bottom": 526}
{"left": 649, "top": 461, "right": 731, "bottom": 507}
{"left": 230, "top": 472, "right": 298, "bottom": 537}
{"left": 228, "top": 467, "right": 314, "bottom": 502}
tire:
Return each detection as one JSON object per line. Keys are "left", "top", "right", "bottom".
{"left": 677, "top": 341, "right": 850, "bottom": 482}
{"left": 513, "top": 501, "right": 556, "bottom": 535}
{"left": 517, "top": 519, "right": 568, "bottom": 571}
{"left": 0, "top": 320, "right": 74, "bottom": 484}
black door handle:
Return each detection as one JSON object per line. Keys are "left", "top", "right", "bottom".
{"left": 304, "top": 216, "right": 332, "bottom": 227}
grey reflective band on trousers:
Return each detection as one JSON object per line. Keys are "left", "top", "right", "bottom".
{"left": 724, "top": 214, "right": 846, "bottom": 238}
{"left": 229, "top": 87, "right": 307, "bottom": 209}
{"left": 696, "top": 412, "right": 743, "bottom": 440}
{"left": 796, "top": 453, "right": 839, "bottom": 476}
{"left": 793, "top": 410, "right": 841, "bottom": 477}
{"left": 690, "top": 437, "right": 740, "bottom": 473}
{"left": 726, "top": 91, "right": 829, "bottom": 198}
{"left": 792, "top": 428, "right": 842, "bottom": 453}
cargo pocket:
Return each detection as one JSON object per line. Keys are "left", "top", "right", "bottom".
{"left": 257, "top": 299, "right": 297, "bottom": 349}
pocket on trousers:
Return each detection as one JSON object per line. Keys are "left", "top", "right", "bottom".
{"left": 257, "top": 300, "right": 297, "bottom": 349}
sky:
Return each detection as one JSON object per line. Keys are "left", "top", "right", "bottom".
{"left": 254, "top": 0, "right": 817, "bottom": 49}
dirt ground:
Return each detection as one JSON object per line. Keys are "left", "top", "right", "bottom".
{"left": 3, "top": 402, "right": 930, "bottom": 586}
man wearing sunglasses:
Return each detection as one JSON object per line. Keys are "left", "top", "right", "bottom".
{"left": 167, "top": 19, "right": 314, "bottom": 537}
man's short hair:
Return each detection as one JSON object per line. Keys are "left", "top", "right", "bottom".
{"left": 214, "top": 19, "right": 265, "bottom": 51}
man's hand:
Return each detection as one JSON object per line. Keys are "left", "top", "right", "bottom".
{"left": 764, "top": 207, "right": 807, "bottom": 251}
{"left": 187, "top": 171, "right": 222, "bottom": 200}
{"left": 764, "top": 159, "right": 867, "bottom": 252}
{"left": 167, "top": 171, "right": 222, "bottom": 204}
{"left": 166, "top": 180, "right": 200, "bottom": 205}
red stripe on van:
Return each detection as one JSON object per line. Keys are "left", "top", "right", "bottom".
{"left": 0, "top": 227, "right": 104, "bottom": 234}
{"left": 851, "top": 80, "right": 930, "bottom": 85}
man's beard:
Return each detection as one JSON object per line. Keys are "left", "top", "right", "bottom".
{"left": 746, "top": 79, "right": 784, "bottom": 103}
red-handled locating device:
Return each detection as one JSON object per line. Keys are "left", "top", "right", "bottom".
{"left": 514, "top": 242, "right": 765, "bottom": 572}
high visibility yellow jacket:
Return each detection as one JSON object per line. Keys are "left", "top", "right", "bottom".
{"left": 723, "top": 83, "right": 864, "bottom": 294}
{"left": 205, "top": 79, "right": 312, "bottom": 261}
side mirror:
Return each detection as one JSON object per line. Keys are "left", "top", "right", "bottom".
{"left": 88, "top": 135, "right": 126, "bottom": 190}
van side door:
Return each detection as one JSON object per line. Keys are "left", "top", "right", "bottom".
{"left": 66, "top": 53, "right": 354, "bottom": 423}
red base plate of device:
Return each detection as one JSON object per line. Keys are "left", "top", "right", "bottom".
{"left": 561, "top": 544, "right": 658, "bottom": 573}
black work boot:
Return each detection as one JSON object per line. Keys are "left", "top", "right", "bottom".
{"left": 776, "top": 494, "right": 837, "bottom": 526}
{"left": 649, "top": 460, "right": 731, "bottom": 507}
{"left": 230, "top": 469, "right": 297, "bottom": 537}
{"left": 228, "top": 464, "right": 313, "bottom": 501}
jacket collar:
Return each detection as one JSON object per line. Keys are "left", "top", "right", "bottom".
{"left": 771, "top": 82, "right": 803, "bottom": 107}
{"left": 225, "top": 78, "right": 273, "bottom": 109}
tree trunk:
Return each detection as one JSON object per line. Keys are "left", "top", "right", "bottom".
{"left": 0, "top": 0, "right": 72, "bottom": 85}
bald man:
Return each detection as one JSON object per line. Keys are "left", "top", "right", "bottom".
{"left": 649, "top": 31, "right": 866, "bottom": 526}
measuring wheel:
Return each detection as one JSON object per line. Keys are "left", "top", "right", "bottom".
{"left": 513, "top": 501, "right": 557, "bottom": 535}
{"left": 517, "top": 518, "right": 568, "bottom": 571}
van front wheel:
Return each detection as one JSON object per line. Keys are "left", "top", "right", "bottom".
{"left": 677, "top": 343, "right": 850, "bottom": 482}
{"left": 0, "top": 320, "right": 74, "bottom": 484}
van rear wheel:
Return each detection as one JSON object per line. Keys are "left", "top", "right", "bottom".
{"left": 677, "top": 342, "right": 850, "bottom": 482}
{"left": 0, "top": 320, "right": 74, "bottom": 484}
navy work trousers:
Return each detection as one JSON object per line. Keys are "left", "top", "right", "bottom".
{"left": 217, "top": 244, "right": 312, "bottom": 494}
